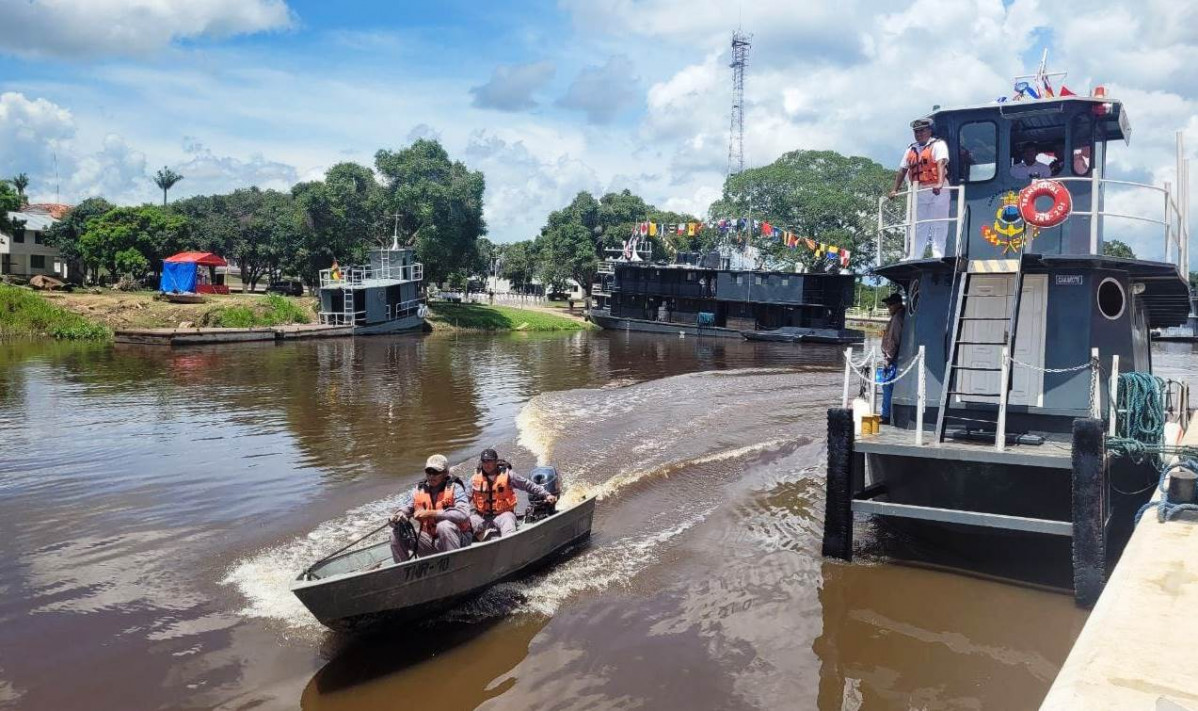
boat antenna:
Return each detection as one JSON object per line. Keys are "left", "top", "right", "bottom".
{"left": 391, "top": 213, "right": 401, "bottom": 250}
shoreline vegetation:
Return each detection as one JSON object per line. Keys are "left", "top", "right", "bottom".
{"left": 0, "top": 286, "right": 590, "bottom": 341}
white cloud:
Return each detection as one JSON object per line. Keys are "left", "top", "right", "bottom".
{"left": 557, "top": 55, "right": 640, "bottom": 124}
{"left": 470, "top": 61, "right": 556, "bottom": 112}
{"left": 0, "top": 92, "right": 75, "bottom": 181}
{"left": 0, "top": 0, "right": 295, "bottom": 58}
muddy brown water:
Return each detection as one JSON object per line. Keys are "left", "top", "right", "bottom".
{"left": 3, "top": 333, "right": 1196, "bottom": 710}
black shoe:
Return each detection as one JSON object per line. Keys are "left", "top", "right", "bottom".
{"left": 879, "top": 417, "right": 891, "bottom": 426}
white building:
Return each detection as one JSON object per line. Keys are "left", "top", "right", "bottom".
{"left": 1, "top": 204, "right": 69, "bottom": 279}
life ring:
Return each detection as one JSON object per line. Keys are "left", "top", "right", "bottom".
{"left": 1018, "top": 180, "right": 1072, "bottom": 228}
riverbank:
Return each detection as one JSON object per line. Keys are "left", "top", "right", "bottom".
{"left": 425, "top": 302, "right": 594, "bottom": 332}
{"left": 0, "top": 287, "right": 591, "bottom": 342}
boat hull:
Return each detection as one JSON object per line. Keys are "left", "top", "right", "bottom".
{"left": 291, "top": 497, "right": 595, "bottom": 629}
{"left": 741, "top": 326, "right": 864, "bottom": 344}
{"left": 589, "top": 311, "right": 744, "bottom": 339}
{"left": 351, "top": 314, "right": 425, "bottom": 335}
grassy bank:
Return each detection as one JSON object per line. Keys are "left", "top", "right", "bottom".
{"left": 0, "top": 284, "right": 112, "bottom": 341}
{"left": 209, "top": 293, "right": 311, "bottom": 327}
{"left": 427, "top": 303, "right": 593, "bottom": 332}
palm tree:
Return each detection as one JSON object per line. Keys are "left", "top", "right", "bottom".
{"left": 12, "top": 173, "right": 29, "bottom": 202}
{"left": 154, "top": 167, "right": 183, "bottom": 206}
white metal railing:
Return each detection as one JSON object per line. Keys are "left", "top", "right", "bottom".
{"left": 876, "top": 185, "right": 968, "bottom": 267}
{"left": 319, "top": 297, "right": 424, "bottom": 326}
{"left": 842, "top": 345, "right": 927, "bottom": 446}
{"left": 318, "top": 262, "right": 424, "bottom": 289}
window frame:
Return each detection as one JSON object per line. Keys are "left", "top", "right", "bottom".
{"left": 30, "top": 254, "right": 46, "bottom": 269}
{"left": 958, "top": 120, "right": 999, "bottom": 184}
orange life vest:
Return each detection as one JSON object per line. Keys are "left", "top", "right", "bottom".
{"left": 472, "top": 471, "right": 518, "bottom": 516}
{"left": 905, "top": 139, "right": 944, "bottom": 185}
{"left": 413, "top": 481, "right": 471, "bottom": 535}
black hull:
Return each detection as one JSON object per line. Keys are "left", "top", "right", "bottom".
{"left": 589, "top": 312, "right": 742, "bottom": 339}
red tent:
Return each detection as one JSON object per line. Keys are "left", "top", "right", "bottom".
{"left": 162, "top": 252, "right": 229, "bottom": 294}
{"left": 164, "top": 251, "right": 228, "bottom": 267}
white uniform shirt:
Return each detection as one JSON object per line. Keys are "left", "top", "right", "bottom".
{"left": 899, "top": 139, "right": 950, "bottom": 185}
{"left": 1010, "top": 160, "right": 1050, "bottom": 181}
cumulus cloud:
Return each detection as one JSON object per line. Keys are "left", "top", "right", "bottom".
{"left": 463, "top": 131, "right": 602, "bottom": 240}
{"left": 469, "top": 61, "right": 556, "bottom": 112}
{"left": 0, "top": 92, "right": 76, "bottom": 180}
{"left": 557, "top": 55, "right": 639, "bottom": 124}
{"left": 171, "top": 140, "right": 299, "bottom": 197}
{"left": 0, "top": 0, "right": 295, "bottom": 58}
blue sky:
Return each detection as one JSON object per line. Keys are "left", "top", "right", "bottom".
{"left": 0, "top": 0, "right": 1195, "bottom": 259}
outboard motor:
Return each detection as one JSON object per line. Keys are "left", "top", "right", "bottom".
{"left": 525, "top": 465, "right": 560, "bottom": 523}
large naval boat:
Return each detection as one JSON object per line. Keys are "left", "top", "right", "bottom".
{"left": 822, "top": 65, "right": 1192, "bottom": 606}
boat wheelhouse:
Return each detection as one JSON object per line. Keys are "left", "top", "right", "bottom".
{"left": 823, "top": 79, "right": 1193, "bottom": 605}
{"left": 317, "top": 244, "right": 425, "bottom": 335}
{"left": 591, "top": 254, "right": 862, "bottom": 343}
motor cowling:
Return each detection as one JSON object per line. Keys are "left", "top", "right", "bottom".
{"left": 525, "top": 465, "right": 561, "bottom": 522}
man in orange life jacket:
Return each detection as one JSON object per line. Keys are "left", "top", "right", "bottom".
{"left": 470, "top": 448, "right": 557, "bottom": 541}
{"left": 388, "top": 454, "right": 472, "bottom": 562}
{"left": 890, "top": 117, "right": 951, "bottom": 260}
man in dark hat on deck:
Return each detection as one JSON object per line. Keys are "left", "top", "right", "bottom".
{"left": 880, "top": 292, "right": 906, "bottom": 425}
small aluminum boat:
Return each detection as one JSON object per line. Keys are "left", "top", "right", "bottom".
{"left": 291, "top": 496, "right": 595, "bottom": 630}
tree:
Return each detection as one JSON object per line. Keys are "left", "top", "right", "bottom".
{"left": 291, "top": 162, "right": 387, "bottom": 286}
{"left": 175, "top": 189, "right": 304, "bottom": 291}
{"left": 12, "top": 173, "right": 29, "bottom": 201}
{"left": 154, "top": 167, "right": 184, "bottom": 206}
{"left": 375, "top": 139, "right": 486, "bottom": 285}
{"left": 706, "top": 149, "right": 892, "bottom": 273}
{"left": 43, "top": 197, "right": 114, "bottom": 282}
{"left": 499, "top": 240, "right": 536, "bottom": 292}
{"left": 0, "top": 181, "right": 22, "bottom": 243}
{"left": 1103, "top": 239, "right": 1136, "bottom": 259}
{"left": 78, "top": 206, "right": 190, "bottom": 282}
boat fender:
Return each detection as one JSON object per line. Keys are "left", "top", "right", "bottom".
{"left": 417, "top": 304, "right": 428, "bottom": 319}
{"left": 1018, "top": 179, "right": 1072, "bottom": 228}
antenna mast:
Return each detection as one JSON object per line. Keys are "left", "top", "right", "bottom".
{"left": 727, "top": 30, "right": 752, "bottom": 177}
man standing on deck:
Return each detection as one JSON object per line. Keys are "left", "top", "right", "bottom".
{"left": 880, "top": 292, "right": 906, "bottom": 425}
{"left": 389, "top": 454, "right": 473, "bottom": 562}
{"left": 890, "top": 118, "right": 951, "bottom": 260}
{"left": 470, "top": 448, "right": 557, "bottom": 541}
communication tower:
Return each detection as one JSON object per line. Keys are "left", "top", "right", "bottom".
{"left": 726, "top": 31, "right": 752, "bottom": 176}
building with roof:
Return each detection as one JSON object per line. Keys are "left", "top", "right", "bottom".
{"left": 1, "top": 204, "right": 69, "bottom": 279}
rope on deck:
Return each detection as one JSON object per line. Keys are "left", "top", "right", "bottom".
{"left": 1135, "top": 458, "right": 1198, "bottom": 524}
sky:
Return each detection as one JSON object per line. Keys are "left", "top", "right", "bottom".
{"left": 0, "top": 0, "right": 1195, "bottom": 260}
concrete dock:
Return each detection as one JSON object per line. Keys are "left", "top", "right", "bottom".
{"left": 114, "top": 323, "right": 353, "bottom": 346}
{"left": 1040, "top": 424, "right": 1198, "bottom": 710}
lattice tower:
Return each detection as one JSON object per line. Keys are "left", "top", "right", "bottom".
{"left": 727, "top": 31, "right": 752, "bottom": 176}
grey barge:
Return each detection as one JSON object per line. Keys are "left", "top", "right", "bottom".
{"left": 590, "top": 257, "right": 863, "bottom": 344}
{"left": 822, "top": 84, "right": 1193, "bottom": 605}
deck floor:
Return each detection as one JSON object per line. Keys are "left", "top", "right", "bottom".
{"left": 854, "top": 425, "right": 1074, "bottom": 469}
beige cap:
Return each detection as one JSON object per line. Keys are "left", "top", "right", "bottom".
{"left": 424, "top": 454, "right": 449, "bottom": 473}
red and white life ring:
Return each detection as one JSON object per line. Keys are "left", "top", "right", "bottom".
{"left": 1018, "top": 180, "right": 1072, "bottom": 228}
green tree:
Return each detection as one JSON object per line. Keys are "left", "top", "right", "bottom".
{"left": 0, "top": 181, "right": 22, "bottom": 243}
{"left": 292, "top": 162, "right": 387, "bottom": 286}
{"left": 499, "top": 240, "right": 536, "bottom": 292}
{"left": 374, "top": 139, "right": 486, "bottom": 285}
{"left": 12, "top": 173, "right": 29, "bottom": 201}
{"left": 707, "top": 149, "right": 892, "bottom": 272}
{"left": 154, "top": 167, "right": 184, "bottom": 206}
{"left": 43, "top": 197, "right": 114, "bottom": 282}
{"left": 78, "top": 206, "right": 190, "bottom": 282}
{"left": 114, "top": 248, "right": 150, "bottom": 280}
{"left": 1102, "top": 239, "right": 1136, "bottom": 259}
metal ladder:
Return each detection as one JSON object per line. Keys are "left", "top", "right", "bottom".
{"left": 342, "top": 285, "right": 356, "bottom": 325}
{"left": 934, "top": 256, "right": 1026, "bottom": 449}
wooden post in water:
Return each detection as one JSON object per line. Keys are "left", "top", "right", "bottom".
{"left": 823, "top": 408, "right": 857, "bottom": 560}
{"left": 1071, "top": 417, "right": 1107, "bottom": 608}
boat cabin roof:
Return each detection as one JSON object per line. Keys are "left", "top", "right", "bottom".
{"left": 926, "top": 96, "right": 1130, "bottom": 146}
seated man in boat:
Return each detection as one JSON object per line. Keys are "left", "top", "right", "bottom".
{"left": 470, "top": 448, "right": 557, "bottom": 541}
{"left": 388, "top": 454, "right": 473, "bottom": 562}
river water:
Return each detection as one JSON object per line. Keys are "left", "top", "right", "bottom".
{"left": 2, "top": 333, "right": 1195, "bottom": 710}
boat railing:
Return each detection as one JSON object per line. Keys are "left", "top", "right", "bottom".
{"left": 875, "top": 185, "right": 968, "bottom": 267}
{"left": 318, "top": 262, "right": 424, "bottom": 289}
{"left": 1049, "top": 176, "right": 1188, "bottom": 270}
{"left": 842, "top": 346, "right": 1108, "bottom": 450}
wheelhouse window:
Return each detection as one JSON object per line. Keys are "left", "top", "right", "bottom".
{"left": 959, "top": 121, "right": 997, "bottom": 182}
{"left": 1070, "top": 114, "right": 1094, "bottom": 177}
{"left": 1010, "top": 114, "right": 1067, "bottom": 181}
